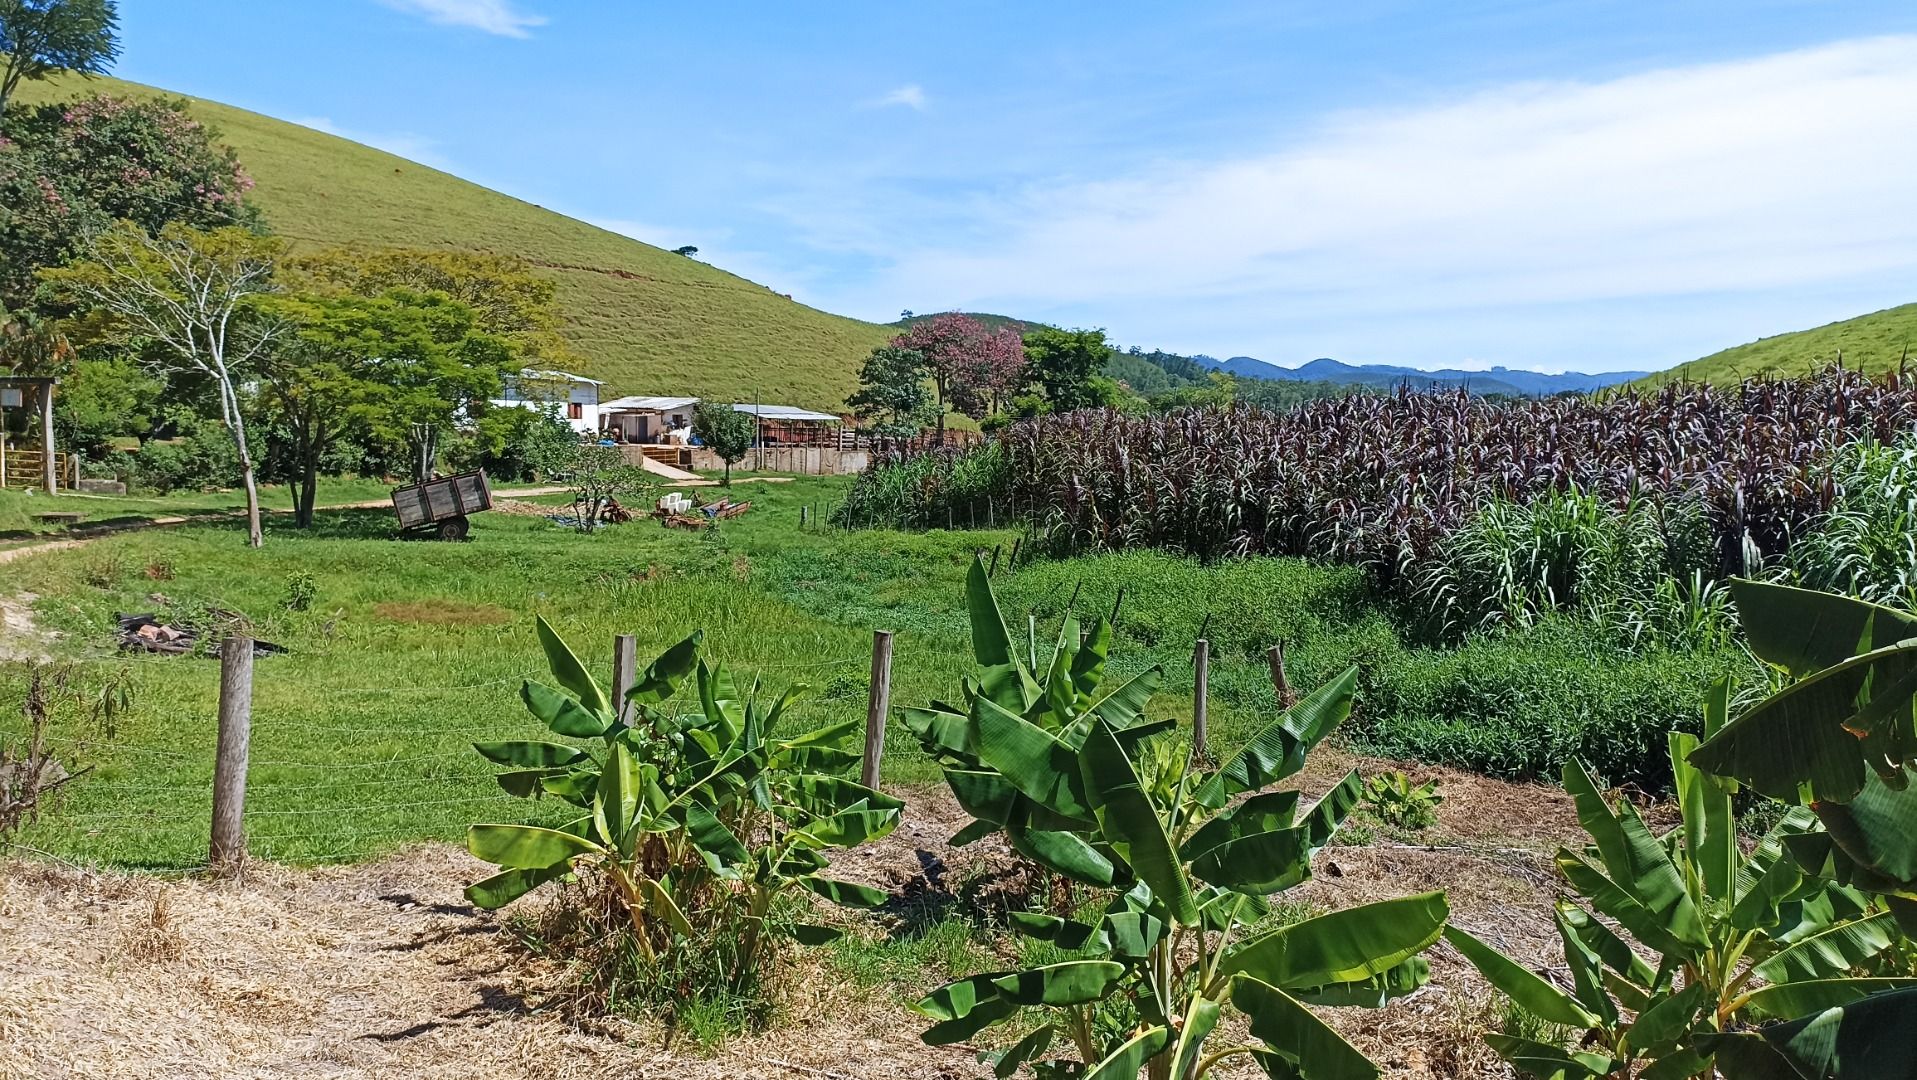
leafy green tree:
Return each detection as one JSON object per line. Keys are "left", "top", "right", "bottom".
{"left": 846, "top": 342, "right": 933, "bottom": 437}
{"left": 52, "top": 355, "right": 156, "bottom": 459}
{"left": 693, "top": 400, "right": 754, "bottom": 485}
{"left": 43, "top": 223, "right": 282, "bottom": 546}
{"left": 1023, "top": 326, "right": 1115, "bottom": 413}
{"left": 0, "top": 0, "right": 119, "bottom": 115}
{"left": 286, "top": 248, "right": 570, "bottom": 366}
{"left": 1, "top": 93, "right": 255, "bottom": 307}
{"left": 262, "top": 288, "right": 514, "bottom": 526}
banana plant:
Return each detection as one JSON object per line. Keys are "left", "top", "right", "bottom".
{"left": 1691, "top": 581, "right": 1917, "bottom": 925}
{"left": 1451, "top": 679, "right": 1908, "bottom": 1079}
{"left": 463, "top": 616, "right": 897, "bottom": 979}
{"left": 904, "top": 560, "right": 1449, "bottom": 1079}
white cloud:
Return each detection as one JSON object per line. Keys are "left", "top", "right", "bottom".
{"left": 870, "top": 84, "right": 928, "bottom": 111}
{"left": 839, "top": 36, "right": 1917, "bottom": 368}
{"left": 379, "top": 0, "right": 545, "bottom": 37}
{"left": 294, "top": 116, "right": 455, "bottom": 171}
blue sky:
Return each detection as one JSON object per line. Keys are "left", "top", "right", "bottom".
{"left": 116, "top": 1, "right": 1917, "bottom": 373}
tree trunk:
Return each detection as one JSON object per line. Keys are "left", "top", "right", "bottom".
{"left": 296, "top": 455, "right": 319, "bottom": 529}
{"left": 220, "top": 383, "right": 265, "bottom": 548}
{"left": 723, "top": 459, "right": 732, "bottom": 486}
{"left": 936, "top": 380, "right": 948, "bottom": 445}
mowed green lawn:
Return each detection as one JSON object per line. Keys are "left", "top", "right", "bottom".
{"left": 5, "top": 476, "right": 1298, "bottom": 869}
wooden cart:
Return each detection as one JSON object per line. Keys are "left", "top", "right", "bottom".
{"left": 390, "top": 469, "right": 491, "bottom": 540}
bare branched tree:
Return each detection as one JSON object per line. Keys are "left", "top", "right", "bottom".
{"left": 44, "top": 222, "right": 284, "bottom": 545}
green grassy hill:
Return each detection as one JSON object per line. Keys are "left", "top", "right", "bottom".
{"left": 1640, "top": 303, "right": 1917, "bottom": 387}
{"left": 18, "top": 74, "right": 892, "bottom": 409}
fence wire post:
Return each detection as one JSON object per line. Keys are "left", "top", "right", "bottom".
{"left": 1267, "top": 639, "right": 1296, "bottom": 708}
{"left": 612, "top": 634, "right": 638, "bottom": 727}
{"left": 862, "top": 630, "right": 895, "bottom": 790}
{"left": 1191, "top": 638, "right": 1210, "bottom": 767}
{"left": 210, "top": 636, "right": 254, "bottom": 873}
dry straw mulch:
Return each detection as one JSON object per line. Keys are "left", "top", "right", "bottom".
{"left": 0, "top": 754, "right": 1584, "bottom": 1079}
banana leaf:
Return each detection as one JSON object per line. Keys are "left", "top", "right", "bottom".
{"left": 1193, "top": 666, "right": 1358, "bottom": 810}
{"left": 1221, "top": 892, "right": 1448, "bottom": 989}
{"left": 628, "top": 631, "right": 701, "bottom": 705}
{"left": 1444, "top": 925, "right": 1600, "bottom": 1027}
{"left": 1233, "top": 976, "right": 1378, "bottom": 1080}
{"left": 467, "top": 823, "right": 600, "bottom": 869}
{"left": 534, "top": 615, "right": 611, "bottom": 717}
{"left": 1078, "top": 719, "right": 1197, "bottom": 925}
{"left": 521, "top": 679, "right": 608, "bottom": 738}
{"left": 990, "top": 961, "right": 1125, "bottom": 1006}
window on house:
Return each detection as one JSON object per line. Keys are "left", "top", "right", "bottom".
{"left": 568, "top": 402, "right": 584, "bottom": 420}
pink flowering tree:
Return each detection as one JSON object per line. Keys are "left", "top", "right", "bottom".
{"left": 892, "top": 313, "right": 1028, "bottom": 439}
{"left": 1, "top": 93, "right": 257, "bottom": 306}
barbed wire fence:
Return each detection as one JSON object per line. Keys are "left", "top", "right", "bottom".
{"left": 1, "top": 637, "right": 888, "bottom": 875}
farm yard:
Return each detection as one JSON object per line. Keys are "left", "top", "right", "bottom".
{"left": 2, "top": 475, "right": 1602, "bottom": 1077}
{"left": 6, "top": 4, "right": 1917, "bottom": 1076}
{"left": 5, "top": 376, "right": 1917, "bottom": 1078}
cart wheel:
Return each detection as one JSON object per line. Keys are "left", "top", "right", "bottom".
{"left": 436, "top": 515, "right": 470, "bottom": 541}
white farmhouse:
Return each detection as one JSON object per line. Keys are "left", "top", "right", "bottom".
{"left": 491, "top": 369, "right": 604, "bottom": 434}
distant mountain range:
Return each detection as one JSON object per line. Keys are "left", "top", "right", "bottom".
{"left": 1191, "top": 355, "right": 1650, "bottom": 397}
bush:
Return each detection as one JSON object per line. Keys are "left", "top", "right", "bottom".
{"left": 1352, "top": 617, "right": 1755, "bottom": 788}
{"left": 130, "top": 414, "right": 238, "bottom": 494}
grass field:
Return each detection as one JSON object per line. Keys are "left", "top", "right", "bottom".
{"left": 1, "top": 474, "right": 1743, "bottom": 871}
{"left": 1638, "top": 301, "right": 1917, "bottom": 387}
{"left": 0, "top": 478, "right": 396, "bottom": 538}
{"left": 14, "top": 75, "right": 893, "bottom": 410}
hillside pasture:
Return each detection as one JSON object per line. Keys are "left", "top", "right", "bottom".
{"left": 14, "top": 74, "right": 892, "bottom": 408}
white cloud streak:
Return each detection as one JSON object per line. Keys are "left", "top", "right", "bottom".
{"left": 379, "top": 0, "right": 545, "bottom": 38}
{"left": 871, "top": 84, "right": 928, "bottom": 110}
{"left": 845, "top": 36, "right": 1917, "bottom": 365}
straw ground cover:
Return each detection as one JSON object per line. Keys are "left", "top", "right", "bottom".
{"left": 0, "top": 753, "right": 1581, "bottom": 1079}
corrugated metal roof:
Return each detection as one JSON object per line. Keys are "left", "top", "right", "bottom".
{"left": 731, "top": 403, "right": 842, "bottom": 422}
{"left": 518, "top": 368, "right": 604, "bottom": 385}
{"left": 603, "top": 395, "right": 700, "bottom": 411}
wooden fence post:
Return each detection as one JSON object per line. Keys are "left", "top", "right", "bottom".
{"left": 1266, "top": 639, "right": 1296, "bottom": 708}
{"left": 861, "top": 630, "right": 895, "bottom": 790}
{"left": 210, "top": 636, "right": 254, "bottom": 872}
{"left": 612, "top": 634, "right": 638, "bottom": 727}
{"left": 1191, "top": 638, "right": 1210, "bottom": 765}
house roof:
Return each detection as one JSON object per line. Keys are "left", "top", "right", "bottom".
{"left": 516, "top": 368, "right": 605, "bottom": 385}
{"left": 732, "top": 403, "right": 842, "bottom": 423}
{"left": 603, "top": 395, "right": 700, "bottom": 412}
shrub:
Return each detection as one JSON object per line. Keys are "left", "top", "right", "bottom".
{"left": 280, "top": 571, "right": 316, "bottom": 612}
{"left": 130, "top": 414, "right": 240, "bottom": 494}
{"left": 464, "top": 618, "right": 898, "bottom": 1033}
{"left": 1352, "top": 618, "right": 1754, "bottom": 788}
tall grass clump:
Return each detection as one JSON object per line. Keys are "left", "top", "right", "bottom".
{"left": 1407, "top": 490, "right": 1730, "bottom": 646}
{"left": 1793, "top": 435, "right": 1917, "bottom": 610}
{"left": 832, "top": 441, "right": 1008, "bottom": 530}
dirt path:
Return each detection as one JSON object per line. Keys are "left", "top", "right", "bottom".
{"left": 0, "top": 760, "right": 1579, "bottom": 1080}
